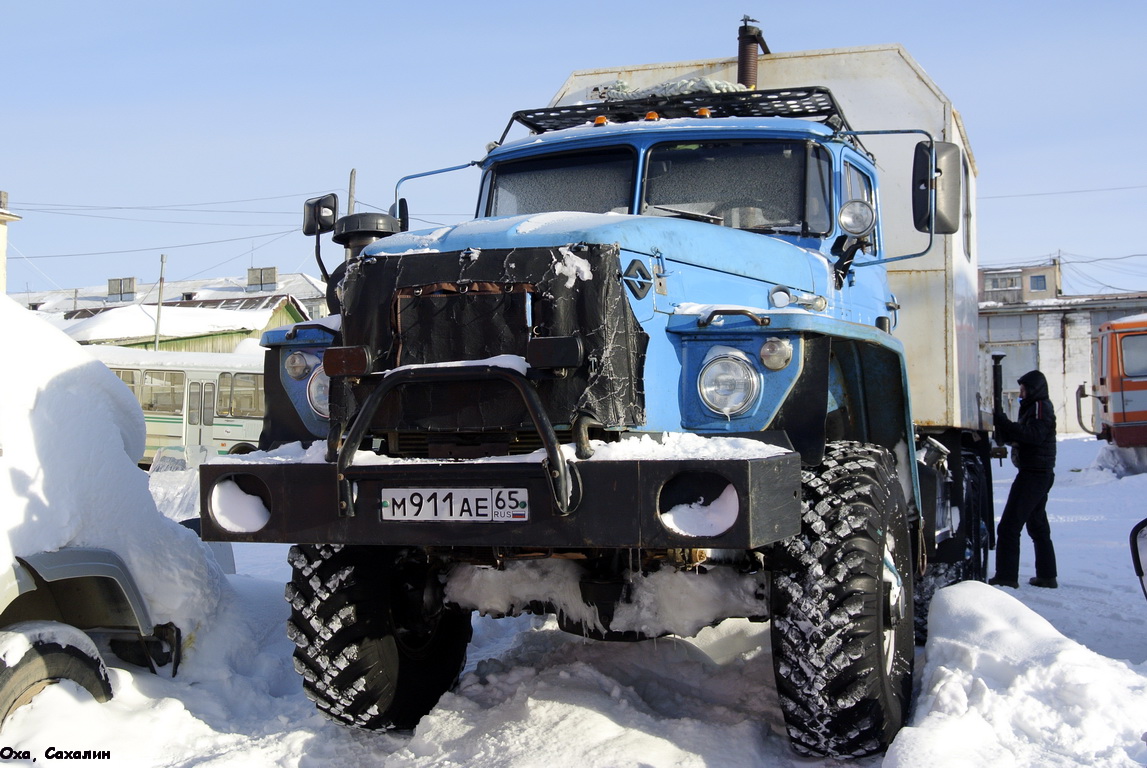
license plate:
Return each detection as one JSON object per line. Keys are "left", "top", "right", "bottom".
{"left": 380, "top": 487, "right": 529, "bottom": 522}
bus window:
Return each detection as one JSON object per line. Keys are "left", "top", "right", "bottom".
{"left": 188, "top": 382, "right": 202, "bottom": 425}
{"left": 112, "top": 369, "right": 142, "bottom": 400}
{"left": 203, "top": 382, "right": 215, "bottom": 426}
{"left": 231, "top": 373, "right": 265, "bottom": 418}
{"left": 142, "top": 370, "right": 185, "bottom": 414}
{"left": 217, "top": 373, "right": 233, "bottom": 416}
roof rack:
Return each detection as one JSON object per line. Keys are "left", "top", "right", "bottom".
{"left": 498, "top": 86, "right": 855, "bottom": 145}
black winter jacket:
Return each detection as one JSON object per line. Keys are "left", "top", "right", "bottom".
{"left": 995, "top": 369, "right": 1056, "bottom": 471}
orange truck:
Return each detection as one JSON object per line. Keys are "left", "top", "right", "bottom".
{"left": 1077, "top": 313, "right": 1147, "bottom": 446}
{"left": 1076, "top": 314, "right": 1147, "bottom": 602}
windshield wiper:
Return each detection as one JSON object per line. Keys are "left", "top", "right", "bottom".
{"left": 646, "top": 205, "right": 724, "bottom": 224}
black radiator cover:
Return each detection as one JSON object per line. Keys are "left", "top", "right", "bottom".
{"left": 339, "top": 244, "right": 649, "bottom": 431}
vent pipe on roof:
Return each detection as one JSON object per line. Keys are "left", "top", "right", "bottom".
{"left": 737, "top": 16, "right": 770, "bottom": 89}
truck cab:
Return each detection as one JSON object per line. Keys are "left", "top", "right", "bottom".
{"left": 1080, "top": 314, "right": 1147, "bottom": 446}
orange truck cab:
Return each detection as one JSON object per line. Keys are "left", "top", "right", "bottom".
{"left": 1080, "top": 313, "right": 1147, "bottom": 447}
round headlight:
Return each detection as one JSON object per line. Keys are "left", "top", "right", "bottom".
{"left": 760, "top": 337, "right": 793, "bottom": 371}
{"left": 839, "top": 199, "right": 876, "bottom": 236}
{"left": 307, "top": 364, "right": 330, "bottom": 419}
{"left": 285, "top": 351, "right": 312, "bottom": 380}
{"left": 698, "top": 354, "right": 760, "bottom": 417}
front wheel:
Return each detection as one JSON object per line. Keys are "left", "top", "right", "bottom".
{"left": 285, "top": 544, "right": 472, "bottom": 730}
{"left": 0, "top": 621, "right": 112, "bottom": 724}
{"left": 770, "top": 441, "right": 914, "bottom": 758}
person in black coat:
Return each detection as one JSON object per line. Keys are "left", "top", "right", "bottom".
{"left": 990, "top": 369, "right": 1059, "bottom": 589}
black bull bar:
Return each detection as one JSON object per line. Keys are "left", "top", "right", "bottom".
{"left": 199, "top": 365, "right": 801, "bottom": 549}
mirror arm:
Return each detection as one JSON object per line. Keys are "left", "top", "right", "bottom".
{"left": 831, "top": 235, "right": 869, "bottom": 288}
{"left": 314, "top": 234, "right": 330, "bottom": 282}
{"left": 836, "top": 128, "right": 941, "bottom": 267}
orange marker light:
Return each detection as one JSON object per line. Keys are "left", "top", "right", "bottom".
{"left": 644, "top": 111, "right": 660, "bottom": 121}
{"left": 697, "top": 107, "right": 712, "bottom": 118}
{"left": 593, "top": 115, "right": 609, "bottom": 126}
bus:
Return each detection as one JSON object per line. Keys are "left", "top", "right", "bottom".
{"left": 88, "top": 345, "right": 266, "bottom": 465}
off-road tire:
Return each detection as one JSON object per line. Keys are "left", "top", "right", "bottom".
{"left": 770, "top": 441, "right": 914, "bottom": 758}
{"left": 0, "top": 622, "right": 112, "bottom": 724}
{"left": 914, "top": 449, "right": 989, "bottom": 644}
{"left": 285, "top": 544, "right": 472, "bottom": 730}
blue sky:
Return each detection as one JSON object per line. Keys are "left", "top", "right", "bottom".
{"left": 3, "top": 0, "right": 1145, "bottom": 297}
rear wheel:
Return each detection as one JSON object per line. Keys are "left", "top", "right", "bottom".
{"left": 770, "top": 441, "right": 914, "bottom": 758}
{"left": 285, "top": 544, "right": 472, "bottom": 730}
{"left": 0, "top": 622, "right": 112, "bottom": 724}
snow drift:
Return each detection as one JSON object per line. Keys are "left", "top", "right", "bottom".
{"left": 0, "top": 296, "right": 224, "bottom": 634}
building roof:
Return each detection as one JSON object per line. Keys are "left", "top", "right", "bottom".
{"left": 980, "top": 291, "right": 1147, "bottom": 313}
{"left": 39, "top": 302, "right": 278, "bottom": 346}
{"left": 10, "top": 271, "right": 325, "bottom": 315}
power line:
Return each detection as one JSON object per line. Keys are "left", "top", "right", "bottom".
{"left": 1062, "top": 263, "right": 1131, "bottom": 293}
{"left": 6, "top": 242, "right": 66, "bottom": 291}
{"left": 11, "top": 192, "right": 336, "bottom": 210}
{"left": 14, "top": 229, "right": 298, "bottom": 259}
{"left": 174, "top": 230, "right": 298, "bottom": 282}
{"left": 984, "top": 251, "right": 1147, "bottom": 269}
{"left": 979, "top": 184, "right": 1147, "bottom": 200}
{"left": 22, "top": 209, "right": 293, "bottom": 226}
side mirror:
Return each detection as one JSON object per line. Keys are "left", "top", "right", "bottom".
{"left": 1132, "top": 517, "right": 1147, "bottom": 603}
{"left": 912, "top": 141, "right": 962, "bottom": 235}
{"left": 303, "top": 193, "right": 339, "bottom": 236}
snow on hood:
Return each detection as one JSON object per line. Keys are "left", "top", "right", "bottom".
{"left": 0, "top": 297, "right": 223, "bottom": 633}
{"left": 364, "top": 213, "right": 819, "bottom": 293}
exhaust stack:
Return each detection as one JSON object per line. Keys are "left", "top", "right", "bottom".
{"left": 737, "top": 16, "right": 770, "bottom": 88}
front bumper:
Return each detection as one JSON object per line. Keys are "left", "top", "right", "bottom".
{"left": 199, "top": 449, "right": 801, "bottom": 550}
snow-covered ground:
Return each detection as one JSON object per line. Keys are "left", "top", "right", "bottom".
{"left": 3, "top": 299, "right": 1147, "bottom": 766}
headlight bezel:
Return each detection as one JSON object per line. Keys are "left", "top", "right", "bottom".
{"left": 697, "top": 349, "right": 761, "bottom": 417}
{"left": 839, "top": 198, "right": 876, "bottom": 237}
{"left": 306, "top": 364, "right": 330, "bottom": 419}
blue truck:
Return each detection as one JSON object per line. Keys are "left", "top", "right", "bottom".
{"left": 200, "top": 25, "right": 993, "bottom": 758}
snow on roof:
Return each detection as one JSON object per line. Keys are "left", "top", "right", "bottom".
{"left": 87, "top": 344, "right": 264, "bottom": 371}
{"left": 11, "top": 272, "right": 324, "bottom": 314}
{"left": 47, "top": 303, "right": 275, "bottom": 343}
{"left": 980, "top": 292, "right": 1147, "bottom": 311}
{"left": 1104, "top": 312, "right": 1147, "bottom": 328}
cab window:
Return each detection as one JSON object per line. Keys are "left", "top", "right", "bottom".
{"left": 844, "top": 162, "right": 873, "bottom": 203}
{"left": 483, "top": 148, "right": 635, "bottom": 216}
{"left": 643, "top": 140, "right": 832, "bottom": 236}
{"left": 1121, "top": 334, "right": 1147, "bottom": 378}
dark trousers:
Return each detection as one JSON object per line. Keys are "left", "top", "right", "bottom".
{"left": 995, "top": 469, "right": 1057, "bottom": 581}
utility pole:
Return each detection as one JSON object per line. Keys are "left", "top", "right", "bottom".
{"left": 153, "top": 253, "right": 167, "bottom": 351}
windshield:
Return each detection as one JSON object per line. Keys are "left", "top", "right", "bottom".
{"left": 485, "top": 148, "right": 635, "bottom": 216}
{"left": 643, "top": 140, "right": 832, "bottom": 235}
